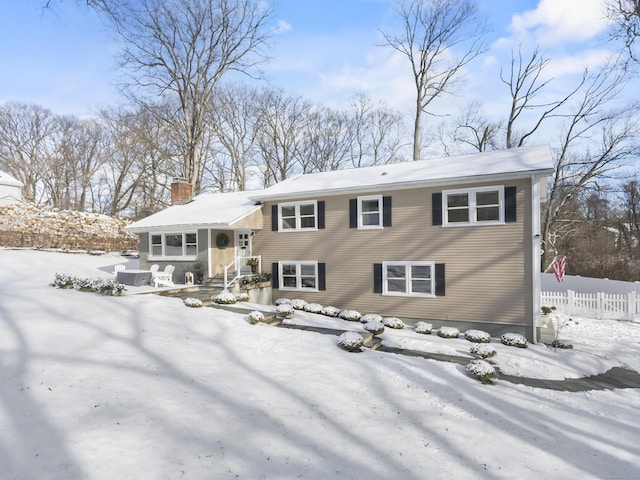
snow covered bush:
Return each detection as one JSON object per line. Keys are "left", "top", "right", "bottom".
{"left": 321, "top": 306, "right": 341, "bottom": 317}
{"left": 464, "top": 329, "right": 491, "bottom": 343}
{"left": 470, "top": 343, "right": 497, "bottom": 359}
{"left": 248, "top": 311, "right": 265, "bottom": 324}
{"left": 360, "top": 313, "right": 383, "bottom": 324}
{"left": 339, "top": 310, "right": 362, "bottom": 322}
{"left": 97, "top": 279, "right": 125, "bottom": 296}
{"left": 303, "top": 303, "right": 323, "bottom": 314}
{"left": 337, "top": 332, "right": 364, "bottom": 352}
{"left": 363, "top": 321, "right": 385, "bottom": 335}
{"left": 466, "top": 359, "right": 497, "bottom": 384}
{"left": 501, "top": 333, "right": 528, "bottom": 348}
{"left": 414, "top": 322, "right": 433, "bottom": 335}
{"left": 382, "top": 317, "right": 405, "bottom": 329}
{"left": 437, "top": 326, "right": 460, "bottom": 338}
{"left": 183, "top": 297, "right": 204, "bottom": 308}
{"left": 235, "top": 292, "right": 250, "bottom": 302}
{"left": 276, "top": 304, "right": 294, "bottom": 318}
{"left": 274, "top": 298, "right": 291, "bottom": 306}
{"left": 290, "top": 299, "right": 307, "bottom": 310}
{"left": 73, "top": 277, "right": 98, "bottom": 292}
{"left": 51, "top": 273, "right": 74, "bottom": 289}
{"left": 214, "top": 290, "right": 237, "bottom": 305}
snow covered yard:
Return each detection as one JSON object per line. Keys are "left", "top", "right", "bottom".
{"left": 1, "top": 249, "right": 639, "bottom": 479}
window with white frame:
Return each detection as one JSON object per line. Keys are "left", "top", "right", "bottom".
{"left": 358, "top": 195, "right": 383, "bottom": 228}
{"left": 149, "top": 232, "right": 197, "bottom": 258}
{"left": 443, "top": 186, "right": 503, "bottom": 226}
{"left": 279, "top": 261, "right": 318, "bottom": 291}
{"left": 383, "top": 261, "right": 434, "bottom": 297}
{"left": 279, "top": 201, "right": 317, "bottom": 231}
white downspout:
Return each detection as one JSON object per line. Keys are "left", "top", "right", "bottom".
{"left": 531, "top": 177, "right": 542, "bottom": 343}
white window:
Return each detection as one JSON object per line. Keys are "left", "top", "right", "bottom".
{"left": 383, "top": 261, "right": 434, "bottom": 297}
{"left": 149, "top": 232, "right": 197, "bottom": 258}
{"left": 443, "top": 186, "right": 504, "bottom": 226}
{"left": 358, "top": 195, "right": 383, "bottom": 229}
{"left": 279, "top": 261, "right": 318, "bottom": 291}
{"left": 279, "top": 201, "right": 317, "bottom": 231}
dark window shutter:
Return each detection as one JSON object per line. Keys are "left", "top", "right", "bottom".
{"left": 505, "top": 186, "right": 517, "bottom": 223}
{"left": 271, "top": 205, "right": 279, "bottom": 231}
{"left": 373, "top": 263, "right": 383, "bottom": 293}
{"left": 432, "top": 193, "right": 443, "bottom": 225}
{"left": 317, "top": 201, "right": 325, "bottom": 229}
{"left": 349, "top": 199, "right": 357, "bottom": 228}
{"left": 382, "top": 196, "right": 392, "bottom": 227}
{"left": 435, "top": 263, "right": 445, "bottom": 296}
{"left": 318, "top": 263, "right": 326, "bottom": 291}
{"left": 271, "top": 263, "right": 279, "bottom": 289}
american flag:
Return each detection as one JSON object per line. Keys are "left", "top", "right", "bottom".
{"left": 552, "top": 255, "right": 566, "bottom": 283}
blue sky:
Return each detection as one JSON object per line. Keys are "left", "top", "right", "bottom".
{"left": 0, "top": 0, "right": 614, "bottom": 117}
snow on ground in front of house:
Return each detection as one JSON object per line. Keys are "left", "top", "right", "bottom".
{"left": 1, "top": 249, "right": 639, "bottom": 480}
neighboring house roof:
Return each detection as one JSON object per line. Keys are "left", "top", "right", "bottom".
{"left": 0, "top": 171, "right": 23, "bottom": 188}
{"left": 250, "top": 144, "right": 554, "bottom": 201}
{"left": 125, "top": 190, "right": 263, "bottom": 233}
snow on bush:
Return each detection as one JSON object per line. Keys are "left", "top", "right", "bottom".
{"left": 363, "top": 321, "right": 385, "bottom": 335}
{"left": 248, "top": 311, "right": 265, "bottom": 324}
{"left": 235, "top": 292, "right": 250, "bottom": 302}
{"left": 274, "top": 298, "right": 291, "bottom": 306}
{"left": 183, "top": 297, "right": 204, "bottom": 308}
{"left": 339, "top": 310, "right": 362, "bottom": 322}
{"left": 360, "top": 313, "right": 383, "bottom": 324}
{"left": 464, "top": 329, "right": 491, "bottom": 343}
{"left": 501, "top": 333, "right": 528, "bottom": 348}
{"left": 438, "top": 326, "right": 460, "bottom": 338}
{"left": 303, "top": 303, "right": 323, "bottom": 314}
{"left": 51, "top": 273, "right": 75, "bottom": 289}
{"left": 414, "top": 322, "right": 433, "bottom": 335}
{"left": 382, "top": 317, "right": 405, "bottom": 329}
{"left": 470, "top": 343, "right": 497, "bottom": 359}
{"left": 321, "top": 306, "right": 341, "bottom": 317}
{"left": 290, "top": 299, "right": 307, "bottom": 310}
{"left": 466, "top": 359, "right": 497, "bottom": 384}
{"left": 214, "top": 290, "right": 237, "bottom": 305}
{"left": 276, "top": 304, "right": 294, "bottom": 318}
{"left": 337, "top": 332, "right": 364, "bottom": 352}
{"left": 51, "top": 274, "right": 124, "bottom": 295}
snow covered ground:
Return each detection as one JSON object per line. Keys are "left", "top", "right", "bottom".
{"left": 1, "top": 249, "right": 639, "bottom": 479}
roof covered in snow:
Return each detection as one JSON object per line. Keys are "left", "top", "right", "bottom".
{"left": 125, "top": 190, "right": 262, "bottom": 233}
{"left": 0, "top": 171, "right": 23, "bottom": 188}
{"left": 250, "top": 144, "right": 554, "bottom": 201}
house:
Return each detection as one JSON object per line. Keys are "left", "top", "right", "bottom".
{"left": 126, "top": 145, "right": 554, "bottom": 341}
{"left": 0, "top": 171, "right": 23, "bottom": 206}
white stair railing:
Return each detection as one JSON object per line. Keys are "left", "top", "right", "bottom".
{"left": 223, "top": 255, "right": 262, "bottom": 290}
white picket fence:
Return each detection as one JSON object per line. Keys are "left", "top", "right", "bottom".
{"left": 541, "top": 290, "right": 640, "bottom": 321}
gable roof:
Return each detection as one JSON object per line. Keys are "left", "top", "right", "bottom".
{"left": 0, "top": 171, "right": 23, "bottom": 188}
{"left": 250, "top": 144, "right": 554, "bottom": 201}
{"left": 125, "top": 190, "right": 262, "bottom": 233}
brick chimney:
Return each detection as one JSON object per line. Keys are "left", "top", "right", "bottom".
{"left": 171, "top": 178, "right": 193, "bottom": 205}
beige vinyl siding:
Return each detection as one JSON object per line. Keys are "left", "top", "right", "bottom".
{"left": 230, "top": 208, "right": 263, "bottom": 230}
{"left": 256, "top": 179, "right": 533, "bottom": 328}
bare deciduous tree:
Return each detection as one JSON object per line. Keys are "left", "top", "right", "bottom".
{"left": 606, "top": 0, "right": 640, "bottom": 66}
{"left": 451, "top": 101, "right": 501, "bottom": 152}
{"left": 381, "top": 0, "right": 487, "bottom": 161}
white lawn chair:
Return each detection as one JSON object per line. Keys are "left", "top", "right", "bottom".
{"left": 112, "top": 264, "right": 126, "bottom": 275}
{"left": 153, "top": 265, "right": 175, "bottom": 288}
{"left": 149, "top": 264, "right": 159, "bottom": 275}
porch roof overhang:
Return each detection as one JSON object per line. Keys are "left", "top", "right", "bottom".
{"left": 125, "top": 191, "right": 263, "bottom": 234}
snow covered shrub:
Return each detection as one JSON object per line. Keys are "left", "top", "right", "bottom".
{"left": 464, "top": 329, "right": 491, "bottom": 343}
{"left": 303, "top": 303, "right": 323, "bottom": 314}
{"left": 290, "top": 299, "right": 307, "bottom": 310}
{"left": 363, "top": 321, "right": 385, "bottom": 335}
{"left": 337, "top": 332, "right": 364, "bottom": 352}
{"left": 466, "top": 359, "right": 497, "bottom": 384}
{"left": 97, "top": 279, "right": 125, "bottom": 296}
{"left": 501, "top": 333, "right": 528, "bottom": 348}
{"left": 73, "top": 277, "right": 97, "bottom": 292}
{"left": 339, "top": 310, "right": 362, "bottom": 322}
{"left": 470, "top": 343, "right": 497, "bottom": 359}
{"left": 248, "top": 311, "right": 265, "bottom": 324}
{"left": 235, "top": 292, "right": 250, "bottom": 302}
{"left": 414, "top": 322, "right": 433, "bottom": 335}
{"left": 183, "top": 297, "right": 204, "bottom": 308}
{"left": 276, "top": 303, "right": 294, "bottom": 318}
{"left": 437, "top": 326, "right": 460, "bottom": 338}
{"left": 52, "top": 273, "right": 74, "bottom": 289}
{"left": 382, "top": 317, "right": 405, "bottom": 329}
{"left": 360, "top": 313, "right": 383, "bottom": 324}
{"left": 274, "top": 298, "right": 291, "bottom": 306}
{"left": 214, "top": 290, "right": 237, "bottom": 305}
{"left": 321, "top": 306, "right": 341, "bottom": 317}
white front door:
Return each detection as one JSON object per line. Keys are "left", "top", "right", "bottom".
{"left": 235, "top": 230, "right": 252, "bottom": 273}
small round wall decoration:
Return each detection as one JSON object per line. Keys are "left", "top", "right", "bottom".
{"left": 216, "top": 232, "right": 230, "bottom": 249}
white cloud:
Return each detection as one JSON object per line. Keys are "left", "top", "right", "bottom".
{"left": 273, "top": 19, "right": 292, "bottom": 35}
